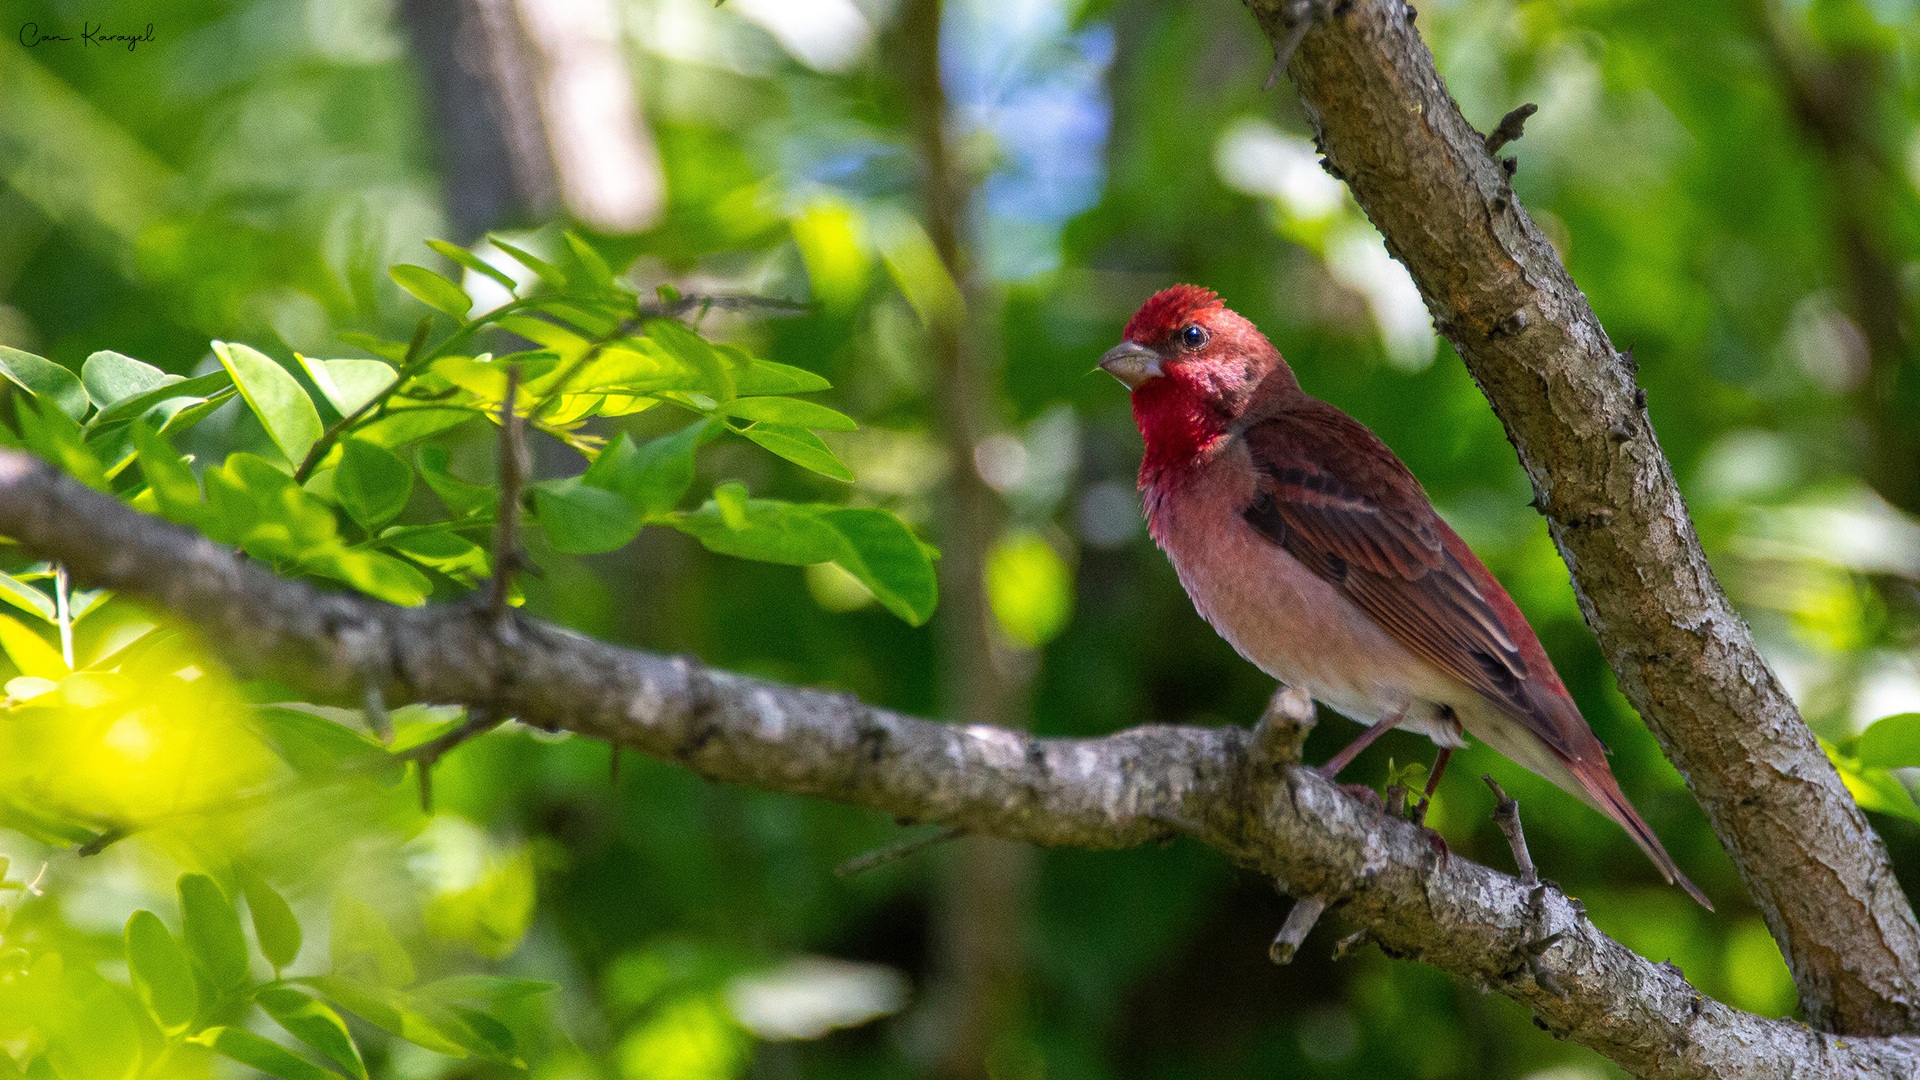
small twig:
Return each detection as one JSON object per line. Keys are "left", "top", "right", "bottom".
{"left": 1264, "top": 0, "right": 1318, "bottom": 91}
{"left": 1483, "top": 103, "right": 1538, "bottom": 156}
{"left": 1482, "top": 775, "right": 1536, "bottom": 885}
{"left": 295, "top": 317, "right": 434, "bottom": 483}
{"left": 399, "top": 706, "right": 510, "bottom": 813}
{"left": 75, "top": 825, "right": 127, "bottom": 857}
{"left": 1384, "top": 783, "right": 1408, "bottom": 820}
{"left": 53, "top": 564, "right": 73, "bottom": 669}
{"left": 1331, "top": 928, "right": 1372, "bottom": 961}
{"left": 1249, "top": 685, "right": 1316, "bottom": 768}
{"left": 833, "top": 825, "right": 964, "bottom": 878}
{"left": 363, "top": 679, "right": 393, "bottom": 743}
{"left": 489, "top": 364, "right": 527, "bottom": 630}
{"left": 1270, "top": 894, "right": 1328, "bottom": 964}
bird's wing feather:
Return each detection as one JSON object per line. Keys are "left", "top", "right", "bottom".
{"left": 1238, "top": 405, "right": 1575, "bottom": 758}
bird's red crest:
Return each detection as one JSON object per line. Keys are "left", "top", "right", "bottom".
{"left": 1124, "top": 285, "right": 1222, "bottom": 344}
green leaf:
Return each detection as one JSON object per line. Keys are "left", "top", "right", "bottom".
{"left": 383, "top": 529, "right": 490, "bottom": 584}
{"left": 194, "top": 1026, "right": 340, "bottom": 1080}
{"left": 13, "top": 394, "right": 107, "bottom": 490}
{"left": 0, "top": 574, "right": 55, "bottom": 622}
{"left": 644, "top": 320, "right": 735, "bottom": 401}
{"left": 1823, "top": 739, "right": 1920, "bottom": 824}
{"left": 415, "top": 975, "right": 557, "bottom": 1005}
{"left": 721, "top": 397, "right": 856, "bottom": 431}
{"left": 584, "top": 421, "right": 710, "bottom": 517}
{"left": 132, "top": 421, "right": 203, "bottom": 523}
{"left": 562, "top": 231, "right": 616, "bottom": 292}
{"left": 671, "top": 496, "right": 843, "bottom": 566}
{"left": 390, "top": 264, "right": 472, "bottom": 318}
{"left": 487, "top": 237, "right": 564, "bottom": 289}
{"left": 823, "top": 508, "right": 939, "bottom": 625}
{"left": 353, "top": 405, "right": 474, "bottom": 448}
{"left": 257, "top": 987, "right": 367, "bottom": 1080}
{"left": 179, "top": 873, "right": 251, "bottom": 998}
{"left": 124, "top": 910, "right": 197, "bottom": 1034}
{"left": 416, "top": 446, "right": 496, "bottom": 516}
{"left": 0, "top": 615, "right": 66, "bottom": 678}
{"left": 1857, "top": 714, "right": 1920, "bottom": 769}
{"left": 731, "top": 356, "right": 832, "bottom": 396}
{"left": 426, "top": 238, "right": 518, "bottom": 292}
{"left": 740, "top": 424, "right": 855, "bottom": 481}
{"left": 306, "top": 548, "right": 433, "bottom": 606}
{"left": 331, "top": 896, "right": 415, "bottom": 987}
{"left": 335, "top": 332, "right": 411, "bottom": 364}
{"left": 305, "top": 976, "right": 515, "bottom": 1063}
{"left": 334, "top": 439, "right": 414, "bottom": 529}
{"left": 0, "top": 345, "right": 88, "bottom": 420}
{"left": 238, "top": 867, "right": 302, "bottom": 974}
{"left": 533, "top": 476, "right": 643, "bottom": 554}
{"left": 297, "top": 357, "right": 396, "bottom": 417}
{"left": 215, "top": 341, "right": 324, "bottom": 467}
{"left": 80, "top": 351, "right": 177, "bottom": 410}
{"left": 251, "top": 706, "right": 402, "bottom": 783}
{"left": 87, "top": 370, "right": 233, "bottom": 430}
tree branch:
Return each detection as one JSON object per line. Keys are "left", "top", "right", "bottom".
{"left": 1247, "top": 0, "right": 1920, "bottom": 1035}
{"left": 2, "top": 452, "right": 1919, "bottom": 1076}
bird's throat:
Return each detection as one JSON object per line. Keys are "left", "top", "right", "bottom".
{"left": 1132, "top": 380, "right": 1228, "bottom": 488}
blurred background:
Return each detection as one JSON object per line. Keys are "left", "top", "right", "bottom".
{"left": 4, "top": 0, "right": 1920, "bottom": 1077}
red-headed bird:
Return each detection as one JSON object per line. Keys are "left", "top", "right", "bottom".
{"left": 1101, "top": 285, "right": 1709, "bottom": 908}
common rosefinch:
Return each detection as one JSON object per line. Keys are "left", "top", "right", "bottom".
{"left": 1101, "top": 285, "right": 1708, "bottom": 908}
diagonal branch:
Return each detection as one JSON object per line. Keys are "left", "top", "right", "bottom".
{"left": 1, "top": 452, "right": 1918, "bottom": 1077}
{"left": 1246, "top": 0, "right": 1920, "bottom": 1035}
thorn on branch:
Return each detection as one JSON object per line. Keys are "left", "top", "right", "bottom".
{"left": 1270, "top": 894, "right": 1328, "bottom": 964}
{"left": 1264, "top": 0, "right": 1318, "bottom": 92}
{"left": 833, "top": 825, "right": 964, "bottom": 878}
{"left": 1250, "top": 685, "right": 1316, "bottom": 769}
{"left": 1483, "top": 775, "right": 1537, "bottom": 886}
{"left": 1484, "top": 103, "right": 1538, "bottom": 155}
{"left": 400, "top": 706, "right": 510, "bottom": 813}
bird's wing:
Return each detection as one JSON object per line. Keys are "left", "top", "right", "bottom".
{"left": 1238, "top": 405, "right": 1573, "bottom": 757}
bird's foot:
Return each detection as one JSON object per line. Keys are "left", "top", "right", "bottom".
{"left": 1421, "top": 825, "right": 1451, "bottom": 869}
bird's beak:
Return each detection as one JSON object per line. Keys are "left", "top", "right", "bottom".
{"left": 1098, "top": 341, "right": 1163, "bottom": 389}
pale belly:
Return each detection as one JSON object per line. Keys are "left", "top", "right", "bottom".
{"left": 1145, "top": 445, "right": 1469, "bottom": 748}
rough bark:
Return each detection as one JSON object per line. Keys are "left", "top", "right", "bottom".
{"left": 1, "top": 449, "right": 1918, "bottom": 1077}
{"left": 1244, "top": 0, "right": 1920, "bottom": 1035}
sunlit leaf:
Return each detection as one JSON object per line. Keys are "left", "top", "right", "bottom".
{"left": 0, "top": 575, "right": 54, "bottom": 622}
{"left": 671, "top": 496, "right": 842, "bottom": 566}
{"left": 88, "top": 370, "right": 233, "bottom": 430}
{"left": 1857, "top": 714, "right": 1920, "bottom": 770}
{"left": 384, "top": 529, "right": 490, "bottom": 584}
{"left": 390, "top": 264, "right": 472, "bottom": 318}
{"left": 251, "top": 706, "right": 401, "bottom": 783}
{"left": 194, "top": 1026, "right": 340, "bottom": 1080}
{"left": 334, "top": 438, "right": 414, "bottom": 529}
{"left": 740, "top": 424, "right": 855, "bottom": 481}
{"left": 180, "top": 873, "right": 251, "bottom": 999}
{"left": 488, "top": 237, "right": 565, "bottom": 288}
{"left": 721, "top": 397, "right": 856, "bottom": 431}
{"left": 732, "top": 356, "right": 832, "bottom": 396}
{"left": 0, "top": 615, "right": 66, "bottom": 679}
{"left": 13, "top": 394, "right": 107, "bottom": 489}
{"left": 0, "top": 345, "right": 88, "bottom": 420}
{"left": 215, "top": 341, "right": 324, "bottom": 467}
{"left": 305, "top": 976, "right": 515, "bottom": 1063}
{"left": 132, "top": 420, "right": 203, "bottom": 523}
{"left": 532, "top": 476, "right": 643, "bottom": 554}
{"left": 298, "top": 357, "right": 396, "bottom": 417}
{"left": 823, "top": 508, "right": 939, "bottom": 626}
{"left": 238, "top": 866, "right": 303, "bottom": 974}
{"left": 644, "top": 320, "right": 734, "bottom": 401}
{"left": 80, "top": 350, "right": 177, "bottom": 410}
{"left": 1823, "top": 739, "right": 1920, "bottom": 824}
{"left": 426, "top": 238, "right": 518, "bottom": 292}
{"left": 257, "top": 987, "right": 368, "bottom": 1080}
{"left": 416, "top": 975, "right": 557, "bottom": 1004}
{"left": 124, "top": 910, "right": 197, "bottom": 1034}
{"left": 353, "top": 404, "right": 476, "bottom": 448}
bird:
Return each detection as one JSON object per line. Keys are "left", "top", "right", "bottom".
{"left": 1099, "top": 284, "right": 1710, "bottom": 908}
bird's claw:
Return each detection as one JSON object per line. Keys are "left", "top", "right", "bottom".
{"left": 1422, "top": 825, "right": 1451, "bottom": 869}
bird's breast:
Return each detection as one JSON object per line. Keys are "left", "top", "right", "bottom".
{"left": 1143, "top": 439, "right": 1464, "bottom": 742}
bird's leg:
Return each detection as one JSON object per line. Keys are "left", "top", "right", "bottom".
{"left": 1315, "top": 714, "right": 1398, "bottom": 779}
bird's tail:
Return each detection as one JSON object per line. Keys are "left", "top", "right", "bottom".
{"left": 1567, "top": 755, "right": 1714, "bottom": 911}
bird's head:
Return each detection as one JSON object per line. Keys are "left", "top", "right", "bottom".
{"left": 1101, "top": 285, "right": 1296, "bottom": 473}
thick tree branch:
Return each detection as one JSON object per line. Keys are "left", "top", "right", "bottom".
{"left": 1246, "top": 0, "right": 1920, "bottom": 1035}
{"left": 2, "top": 453, "right": 1919, "bottom": 1077}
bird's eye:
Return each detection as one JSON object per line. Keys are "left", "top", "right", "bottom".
{"left": 1179, "top": 324, "right": 1208, "bottom": 350}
